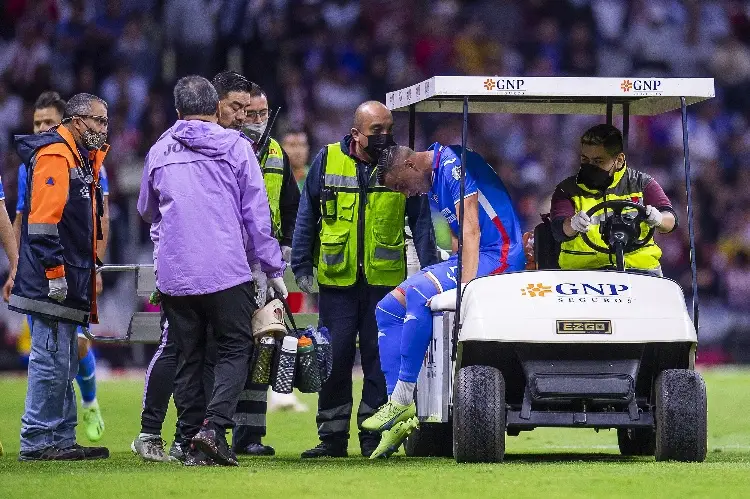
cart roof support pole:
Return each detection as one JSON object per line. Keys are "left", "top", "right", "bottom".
{"left": 680, "top": 96, "right": 700, "bottom": 335}
{"left": 606, "top": 98, "right": 613, "bottom": 125}
{"left": 452, "top": 96, "right": 469, "bottom": 360}
{"left": 408, "top": 104, "right": 416, "bottom": 149}
{"left": 622, "top": 101, "right": 630, "bottom": 154}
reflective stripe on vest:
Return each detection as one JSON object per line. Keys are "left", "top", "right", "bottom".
{"left": 558, "top": 166, "right": 662, "bottom": 271}
{"left": 261, "top": 137, "right": 284, "bottom": 240}
{"left": 317, "top": 143, "right": 407, "bottom": 287}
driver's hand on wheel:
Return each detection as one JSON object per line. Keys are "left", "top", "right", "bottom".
{"left": 571, "top": 210, "right": 592, "bottom": 233}
{"left": 645, "top": 205, "right": 663, "bottom": 228}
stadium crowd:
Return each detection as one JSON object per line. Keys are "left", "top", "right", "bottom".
{"left": 0, "top": 0, "right": 749, "bottom": 360}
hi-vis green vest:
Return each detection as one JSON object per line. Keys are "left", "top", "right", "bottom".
{"left": 261, "top": 137, "right": 284, "bottom": 240}
{"left": 558, "top": 166, "right": 662, "bottom": 271}
{"left": 317, "top": 143, "right": 407, "bottom": 287}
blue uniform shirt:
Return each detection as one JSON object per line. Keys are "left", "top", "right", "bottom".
{"left": 17, "top": 163, "right": 109, "bottom": 212}
{"left": 428, "top": 142, "right": 525, "bottom": 272}
{"left": 0, "top": 175, "right": 5, "bottom": 201}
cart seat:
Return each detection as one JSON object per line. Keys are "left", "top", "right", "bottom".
{"left": 533, "top": 214, "right": 560, "bottom": 270}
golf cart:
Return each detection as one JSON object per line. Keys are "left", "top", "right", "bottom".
{"left": 386, "top": 76, "right": 714, "bottom": 463}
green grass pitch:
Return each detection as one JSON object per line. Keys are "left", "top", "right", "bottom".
{"left": 1, "top": 369, "right": 750, "bottom": 498}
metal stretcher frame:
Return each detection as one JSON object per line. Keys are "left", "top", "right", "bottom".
{"left": 386, "top": 76, "right": 715, "bottom": 354}
{"left": 82, "top": 266, "right": 318, "bottom": 344}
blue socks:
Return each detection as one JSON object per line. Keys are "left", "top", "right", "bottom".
{"left": 76, "top": 348, "right": 97, "bottom": 404}
{"left": 375, "top": 292, "right": 406, "bottom": 395}
{"left": 398, "top": 285, "right": 433, "bottom": 385}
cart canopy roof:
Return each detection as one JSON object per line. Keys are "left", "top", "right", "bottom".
{"left": 386, "top": 77, "right": 714, "bottom": 116}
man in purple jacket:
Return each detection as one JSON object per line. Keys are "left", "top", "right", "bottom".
{"left": 137, "top": 75, "right": 287, "bottom": 467}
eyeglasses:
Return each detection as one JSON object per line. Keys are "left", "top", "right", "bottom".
{"left": 76, "top": 115, "right": 109, "bottom": 127}
{"left": 246, "top": 109, "right": 268, "bottom": 120}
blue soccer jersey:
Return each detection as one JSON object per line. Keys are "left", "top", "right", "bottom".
{"left": 0, "top": 174, "right": 5, "bottom": 201}
{"left": 17, "top": 163, "right": 108, "bottom": 212}
{"left": 427, "top": 142, "right": 525, "bottom": 272}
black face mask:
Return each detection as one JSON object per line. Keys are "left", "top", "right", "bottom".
{"left": 577, "top": 163, "right": 613, "bottom": 191}
{"left": 363, "top": 133, "right": 395, "bottom": 162}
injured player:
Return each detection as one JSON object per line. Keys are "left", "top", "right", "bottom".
{"left": 362, "top": 144, "right": 526, "bottom": 458}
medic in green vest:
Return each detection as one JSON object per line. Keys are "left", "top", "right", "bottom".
{"left": 550, "top": 124, "right": 678, "bottom": 274}
{"left": 291, "top": 101, "right": 438, "bottom": 458}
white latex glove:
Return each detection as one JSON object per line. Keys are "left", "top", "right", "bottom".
{"left": 251, "top": 262, "right": 268, "bottom": 308}
{"left": 281, "top": 245, "right": 292, "bottom": 263}
{"left": 48, "top": 276, "right": 68, "bottom": 302}
{"left": 571, "top": 210, "right": 592, "bottom": 233}
{"left": 645, "top": 205, "right": 663, "bottom": 228}
{"left": 269, "top": 276, "right": 288, "bottom": 299}
{"left": 296, "top": 275, "right": 314, "bottom": 294}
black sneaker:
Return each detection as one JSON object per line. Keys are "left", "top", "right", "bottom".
{"left": 301, "top": 441, "right": 348, "bottom": 458}
{"left": 18, "top": 446, "right": 85, "bottom": 461}
{"left": 192, "top": 427, "right": 238, "bottom": 466}
{"left": 70, "top": 443, "right": 110, "bottom": 460}
{"left": 169, "top": 440, "right": 187, "bottom": 462}
{"left": 183, "top": 448, "right": 216, "bottom": 467}
{"left": 235, "top": 442, "right": 275, "bottom": 456}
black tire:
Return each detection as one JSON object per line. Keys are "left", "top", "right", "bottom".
{"left": 617, "top": 428, "right": 656, "bottom": 456}
{"left": 654, "top": 369, "right": 707, "bottom": 462}
{"left": 453, "top": 365, "right": 505, "bottom": 463}
{"left": 405, "top": 422, "right": 453, "bottom": 457}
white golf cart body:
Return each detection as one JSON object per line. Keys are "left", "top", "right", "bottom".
{"left": 387, "top": 76, "right": 713, "bottom": 462}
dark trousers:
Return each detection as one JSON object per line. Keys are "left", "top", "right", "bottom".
{"left": 316, "top": 281, "right": 389, "bottom": 449}
{"left": 232, "top": 377, "right": 269, "bottom": 450}
{"left": 139, "top": 312, "right": 215, "bottom": 442}
{"left": 162, "top": 281, "right": 256, "bottom": 439}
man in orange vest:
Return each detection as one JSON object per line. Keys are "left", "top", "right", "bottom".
{"left": 11, "top": 93, "right": 110, "bottom": 461}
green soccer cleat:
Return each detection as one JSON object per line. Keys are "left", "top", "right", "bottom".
{"left": 82, "top": 401, "right": 105, "bottom": 442}
{"left": 361, "top": 400, "right": 416, "bottom": 432}
{"left": 369, "top": 417, "right": 419, "bottom": 459}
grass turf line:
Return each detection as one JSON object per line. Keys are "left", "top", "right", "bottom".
{"left": 0, "top": 370, "right": 749, "bottom": 498}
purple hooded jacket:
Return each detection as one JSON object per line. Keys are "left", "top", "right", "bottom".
{"left": 138, "top": 120, "right": 284, "bottom": 296}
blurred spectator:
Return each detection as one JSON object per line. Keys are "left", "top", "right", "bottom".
{"left": 725, "top": 250, "right": 750, "bottom": 311}
{"left": 163, "top": 0, "right": 216, "bottom": 77}
{"left": 0, "top": 0, "right": 749, "bottom": 358}
{"left": 0, "top": 78, "right": 22, "bottom": 157}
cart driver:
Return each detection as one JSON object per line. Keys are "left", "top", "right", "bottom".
{"left": 361, "top": 143, "right": 526, "bottom": 458}
{"left": 550, "top": 124, "right": 677, "bottom": 275}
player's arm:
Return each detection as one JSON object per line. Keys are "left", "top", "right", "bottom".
{"left": 0, "top": 201, "right": 18, "bottom": 280}
{"left": 455, "top": 193, "right": 480, "bottom": 283}
{"left": 14, "top": 163, "right": 27, "bottom": 251}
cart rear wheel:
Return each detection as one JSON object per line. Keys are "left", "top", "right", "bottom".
{"left": 654, "top": 369, "right": 707, "bottom": 462}
{"left": 453, "top": 365, "right": 505, "bottom": 463}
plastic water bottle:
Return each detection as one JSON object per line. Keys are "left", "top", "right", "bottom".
{"left": 250, "top": 335, "right": 276, "bottom": 385}
{"left": 272, "top": 335, "right": 297, "bottom": 394}
{"left": 313, "top": 327, "right": 332, "bottom": 383}
{"left": 295, "top": 336, "right": 321, "bottom": 393}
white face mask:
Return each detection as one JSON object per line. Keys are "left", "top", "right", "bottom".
{"left": 243, "top": 121, "right": 267, "bottom": 143}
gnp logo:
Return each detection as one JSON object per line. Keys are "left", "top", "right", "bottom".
{"left": 483, "top": 78, "right": 526, "bottom": 95}
{"left": 521, "top": 282, "right": 632, "bottom": 304}
{"left": 620, "top": 79, "right": 662, "bottom": 95}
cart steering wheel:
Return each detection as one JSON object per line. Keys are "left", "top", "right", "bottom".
{"left": 580, "top": 200, "right": 654, "bottom": 254}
